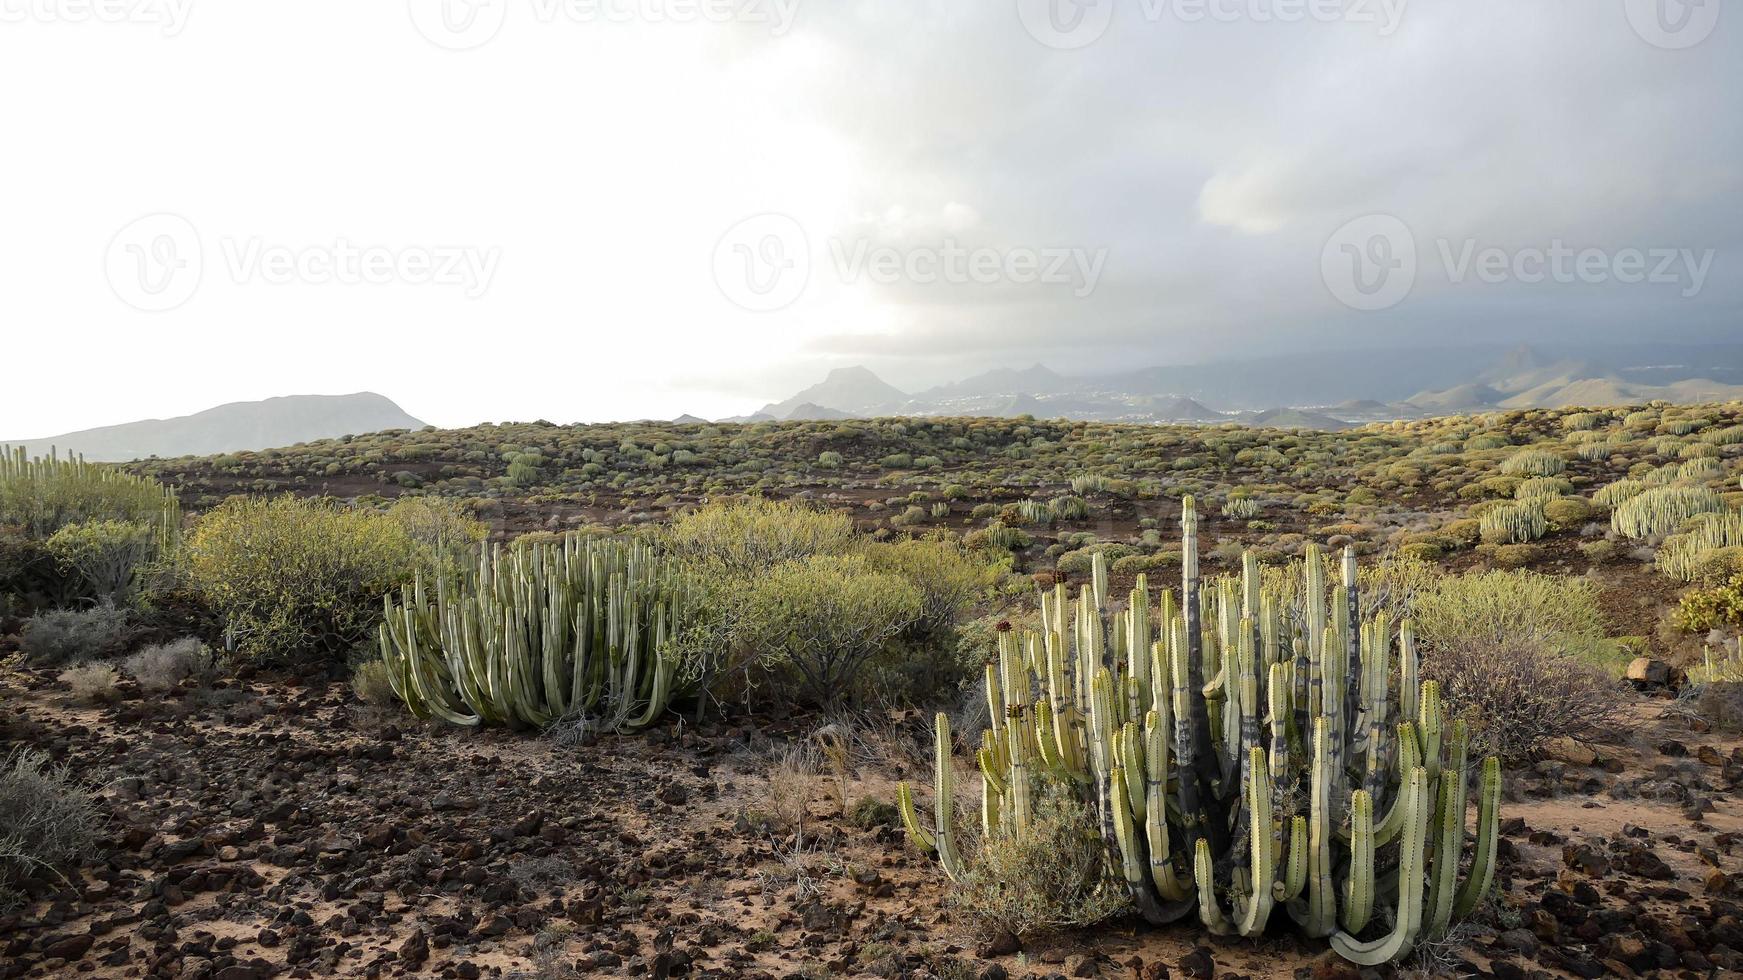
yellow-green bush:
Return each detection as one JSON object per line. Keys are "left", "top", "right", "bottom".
{"left": 1541, "top": 495, "right": 1593, "bottom": 530}
{"left": 1413, "top": 570, "right": 1619, "bottom": 759}
{"left": 741, "top": 554, "right": 921, "bottom": 702}
{"left": 45, "top": 520, "right": 157, "bottom": 600}
{"left": 666, "top": 498, "right": 855, "bottom": 576}
{"left": 184, "top": 497, "right": 431, "bottom": 667}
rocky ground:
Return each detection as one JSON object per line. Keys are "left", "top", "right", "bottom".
{"left": 3, "top": 663, "right": 1743, "bottom": 980}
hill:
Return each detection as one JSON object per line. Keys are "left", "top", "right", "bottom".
{"left": 7, "top": 393, "right": 426, "bottom": 462}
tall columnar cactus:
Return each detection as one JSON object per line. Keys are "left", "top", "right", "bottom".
{"left": 378, "top": 535, "right": 686, "bottom": 730}
{"left": 897, "top": 497, "right": 1503, "bottom": 966}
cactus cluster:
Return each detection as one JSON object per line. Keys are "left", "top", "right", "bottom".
{"left": 897, "top": 498, "right": 1501, "bottom": 965}
{"left": 1478, "top": 500, "right": 1546, "bottom": 544}
{"left": 0, "top": 445, "right": 181, "bottom": 547}
{"left": 1612, "top": 484, "right": 1726, "bottom": 539}
{"left": 379, "top": 535, "right": 686, "bottom": 729}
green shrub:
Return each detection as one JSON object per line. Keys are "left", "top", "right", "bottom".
{"left": 1486, "top": 543, "right": 1541, "bottom": 569}
{"left": 1398, "top": 541, "right": 1442, "bottom": 562}
{"left": 44, "top": 520, "right": 157, "bottom": 601}
{"left": 948, "top": 793, "right": 1129, "bottom": 942}
{"left": 183, "top": 497, "right": 428, "bottom": 667}
{"left": 1412, "top": 570, "right": 1619, "bottom": 759}
{"left": 1541, "top": 496, "right": 1593, "bottom": 530}
{"left": 666, "top": 499, "right": 855, "bottom": 577}
{"left": 1676, "top": 574, "right": 1743, "bottom": 633}
{"left": 350, "top": 659, "right": 399, "bottom": 707}
{"left": 861, "top": 536, "right": 997, "bottom": 643}
{"left": 742, "top": 554, "right": 921, "bottom": 703}
{"left": 21, "top": 604, "right": 129, "bottom": 666}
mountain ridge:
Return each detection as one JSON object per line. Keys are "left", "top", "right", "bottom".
{"left": 6, "top": 393, "right": 427, "bottom": 463}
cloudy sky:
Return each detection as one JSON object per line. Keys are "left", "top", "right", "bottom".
{"left": 2, "top": 0, "right": 1737, "bottom": 435}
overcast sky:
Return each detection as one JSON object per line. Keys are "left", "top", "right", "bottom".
{"left": 2, "top": 0, "right": 1737, "bottom": 435}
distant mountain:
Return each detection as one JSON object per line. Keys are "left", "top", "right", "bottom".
{"left": 917, "top": 364, "right": 1071, "bottom": 400}
{"left": 735, "top": 344, "right": 1743, "bottom": 430}
{"left": 1242, "top": 408, "right": 1354, "bottom": 431}
{"left": 1141, "top": 396, "right": 1227, "bottom": 422}
{"left": 782, "top": 403, "right": 856, "bottom": 421}
{"left": 1408, "top": 345, "right": 1743, "bottom": 411}
{"left": 671, "top": 414, "right": 708, "bottom": 425}
{"left": 6, "top": 393, "right": 426, "bottom": 463}
{"left": 757, "top": 366, "right": 909, "bottom": 419}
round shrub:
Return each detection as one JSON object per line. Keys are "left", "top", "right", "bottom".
{"left": 183, "top": 497, "right": 431, "bottom": 668}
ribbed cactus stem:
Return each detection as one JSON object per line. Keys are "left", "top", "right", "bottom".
{"left": 1331, "top": 767, "right": 1431, "bottom": 965}
{"left": 930, "top": 713, "right": 965, "bottom": 882}
{"left": 1341, "top": 789, "right": 1375, "bottom": 934}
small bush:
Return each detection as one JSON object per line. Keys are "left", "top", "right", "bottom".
{"left": 183, "top": 496, "right": 429, "bottom": 667}
{"left": 847, "top": 797, "right": 899, "bottom": 830}
{"left": 59, "top": 662, "right": 119, "bottom": 702}
{"left": 949, "top": 793, "right": 1128, "bottom": 942}
{"left": 666, "top": 499, "right": 855, "bottom": 577}
{"left": 742, "top": 554, "right": 921, "bottom": 703}
{"left": 0, "top": 748, "right": 102, "bottom": 910}
{"left": 21, "top": 604, "right": 129, "bottom": 666}
{"left": 44, "top": 520, "right": 157, "bottom": 600}
{"left": 1485, "top": 543, "right": 1541, "bottom": 569}
{"left": 1541, "top": 496, "right": 1593, "bottom": 530}
{"left": 124, "top": 638, "right": 214, "bottom": 694}
{"left": 1413, "top": 570, "right": 1622, "bottom": 759}
{"left": 350, "top": 659, "right": 398, "bottom": 707}
{"left": 1675, "top": 573, "right": 1743, "bottom": 633}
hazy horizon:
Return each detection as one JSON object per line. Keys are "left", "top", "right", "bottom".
{"left": 3, "top": 1, "right": 1737, "bottom": 436}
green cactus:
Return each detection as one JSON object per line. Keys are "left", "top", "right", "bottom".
{"left": 898, "top": 497, "right": 1503, "bottom": 965}
{"left": 378, "top": 535, "right": 685, "bottom": 730}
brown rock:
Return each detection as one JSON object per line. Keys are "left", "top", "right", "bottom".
{"left": 398, "top": 927, "right": 429, "bottom": 967}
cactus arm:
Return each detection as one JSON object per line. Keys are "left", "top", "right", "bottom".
{"left": 1330, "top": 767, "right": 1430, "bottom": 965}
{"left": 1340, "top": 790, "right": 1374, "bottom": 935}
{"left": 895, "top": 781, "right": 937, "bottom": 854}
{"left": 1423, "top": 722, "right": 1470, "bottom": 939}
{"left": 1452, "top": 756, "right": 1503, "bottom": 920}
{"left": 1233, "top": 746, "right": 1276, "bottom": 936}
{"left": 1194, "top": 838, "right": 1236, "bottom": 935}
